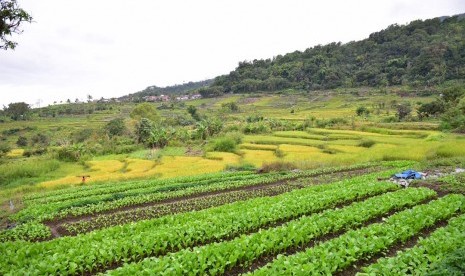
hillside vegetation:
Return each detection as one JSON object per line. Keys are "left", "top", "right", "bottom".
{"left": 121, "top": 79, "right": 213, "bottom": 102}
{"left": 196, "top": 14, "right": 465, "bottom": 97}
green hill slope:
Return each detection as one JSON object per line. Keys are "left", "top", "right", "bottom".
{"left": 198, "top": 14, "right": 465, "bottom": 97}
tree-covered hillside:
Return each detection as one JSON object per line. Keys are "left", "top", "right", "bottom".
{"left": 121, "top": 79, "right": 213, "bottom": 102}
{"left": 199, "top": 14, "right": 465, "bottom": 97}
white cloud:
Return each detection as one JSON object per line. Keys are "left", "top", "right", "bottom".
{"left": 0, "top": 0, "right": 463, "bottom": 107}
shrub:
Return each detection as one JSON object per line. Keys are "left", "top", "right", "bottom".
{"left": 16, "top": 136, "right": 28, "bottom": 147}
{"left": 243, "top": 122, "right": 270, "bottom": 134}
{"left": 23, "top": 147, "right": 47, "bottom": 157}
{"left": 356, "top": 106, "right": 370, "bottom": 116}
{"left": 246, "top": 114, "right": 264, "bottom": 123}
{"left": 31, "top": 133, "right": 50, "bottom": 147}
{"left": 221, "top": 102, "right": 239, "bottom": 112}
{"left": 225, "top": 131, "right": 243, "bottom": 144}
{"left": 225, "top": 163, "right": 256, "bottom": 171}
{"left": 0, "top": 143, "right": 11, "bottom": 157}
{"left": 315, "top": 117, "right": 348, "bottom": 128}
{"left": 56, "top": 144, "right": 87, "bottom": 162}
{"left": 72, "top": 129, "right": 94, "bottom": 143}
{"left": 274, "top": 148, "right": 286, "bottom": 158}
{"left": 358, "top": 139, "right": 376, "bottom": 148}
{"left": 381, "top": 116, "right": 398, "bottom": 123}
{"left": 322, "top": 148, "right": 337, "bottom": 154}
{"left": 105, "top": 118, "right": 126, "bottom": 137}
{"left": 259, "top": 161, "right": 297, "bottom": 173}
{"left": 208, "top": 137, "right": 238, "bottom": 153}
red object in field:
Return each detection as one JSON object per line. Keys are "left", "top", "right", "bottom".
{"left": 78, "top": 175, "right": 91, "bottom": 183}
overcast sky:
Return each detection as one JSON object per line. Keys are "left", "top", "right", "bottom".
{"left": 0, "top": 0, "right": 463, "bottom": 107}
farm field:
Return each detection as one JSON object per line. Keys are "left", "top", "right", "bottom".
{"left": 0, "top": 90, "right": 451, "bottom": 193}
{"left": 34, "top": 126, "right": 465, "bottom": 188}
{"left": 2, "top": 160, "right": 465, "bottom": 275}
{"left": 2, "top": 90, "right": 465, "bottom": 275}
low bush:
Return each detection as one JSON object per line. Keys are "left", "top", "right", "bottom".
{"left": 208, "top": 137, "right": 238, "bottom": 153}
{"left": 274, "top": 148, "right": 286, "bottom": 158}
{"left": 23, "top": 147, "right": 48, "bottom": 157}
{"left": 243, "top": 122, "right": 270, "bottom": 134}
{"left": 315, "top": 117, "right": 348, "bottom": 128}
{"left": 358, "top": 139, "right": 376, "bottom": 148}
{"left": 225, "top": 163, "right": 256, "bottom": 171}
{"left": 259, "top": 161, "right": 297, "bottom": 173}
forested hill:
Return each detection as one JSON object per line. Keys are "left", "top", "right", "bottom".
{"left": 120, "top": 79, "right": 213, "bottom": 101}
{"left": 199, "top": 14, "right": 465, "bottom": 97}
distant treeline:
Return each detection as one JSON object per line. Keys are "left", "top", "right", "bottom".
{"left": 121, "top": 79, "right": 213, "bottom": 102}
{"left": 198, "top": 14, "right": 465, "bottom": 97}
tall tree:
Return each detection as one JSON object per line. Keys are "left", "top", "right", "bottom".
{"left": 0, "top": 0, "right": 33, "bottom": 50}
{"left": 130, "top": 102, "right": 159, "bottom": 122}
{"left": 4, "top": 101, "right": 30, "bottom": 120}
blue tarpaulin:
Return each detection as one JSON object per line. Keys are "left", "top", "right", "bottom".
{"left": 394, "top": 170, "right": 423, "bottom": 180}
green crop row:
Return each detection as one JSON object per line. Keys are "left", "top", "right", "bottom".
{"left": 28, "top": 160, "right": 371, "bottom": 204}
{"left": 360, "top": 213, "right": 465, "bottom": 275}
{"left": 2, "top": 166, "right": 386, "bottom": 242}
{"left": 12, "top": 163, "right": 383, "bottom": 223}
{"left": 13, "top": 172, "right": 286, "bottom": 222}
{"left": 62, "top": 184, "right": 294, "bottom": 235}
{"left": 104, "top": 188, "right": 436, "bottom": 275}
{"left": 251, "top": 194, "right": 465, "bottom": 275}
{"left": 0, "top": 222, "right": 51, "bottom": 242}
{"left": 426, "top": 246, "right": 465, "bottom": 276}
{"left": 0, "top": 175, "right": 397, "bottom": 275}
{"left": 26, "top": 171, "right": 257, "bottom": 205}
{"left": 24, "top": 170, "right": 255, "bottom": 202}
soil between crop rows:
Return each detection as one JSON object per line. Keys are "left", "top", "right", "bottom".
{"left": 226, "top": 196, "right": 437, "bottom": 276}
{"left": 44, "top": 167, "right": 379, "bottom": 238}
{"left": 87, "top": 188, "right": 390, "bottom": 276}
{"left": 335, "top": 215, "right": 451, "bottom": 276}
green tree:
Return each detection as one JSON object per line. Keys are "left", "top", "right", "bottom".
{"left": 396, "top": 103, "right": 412, "bottom": 120}
{"left": 57, "top": 143, "right": 86, "bottom": 162}
{"left": 442, "top": 86, "right": 465, "bottom": 105}
{"left": 441, "top": 95, "right": 465, "bottom": 132}
{"left": 147, "top": 126, "right": 170, "bottom": 148}
{"left": 417, "top": 101, "right": 444, "bottom": 118}
{"left": 193, "top": 118, "right": 223, "bottom": 140}
{"left": 135, "top": 118, "right": 154, "bottom": 144}
{"left": 104, "top": 118, "right": 126, "bottom": 138}
{"left": 221, "top": 102, "right": 239, "bottom": 112}
{"left": 356, "top": 106, "right": 370, "bottom": 116}
{"left": 130, "top": 103, "right": 159, "bottom": 122}
{"left": 0, "top": 0, "right": 33, "bottom": 50}
{"left": 187, "top": 105, "right": 200, "bottom": 121}
{"left": 4, "top": 102, "right": 30, "bottom": 120}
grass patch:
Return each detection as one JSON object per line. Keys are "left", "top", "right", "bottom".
{"left": 0, "top": 159, "right": 61, "bottom": 188}
{"left": 239, "top": 143, "right": 277, "bottom": 151}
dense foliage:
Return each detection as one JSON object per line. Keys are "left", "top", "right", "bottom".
{"left": 0, "top": 0, "right": 32, "bottom": 50}
{"left": 205, "top": 15, "right": 465, "bottom": 95}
